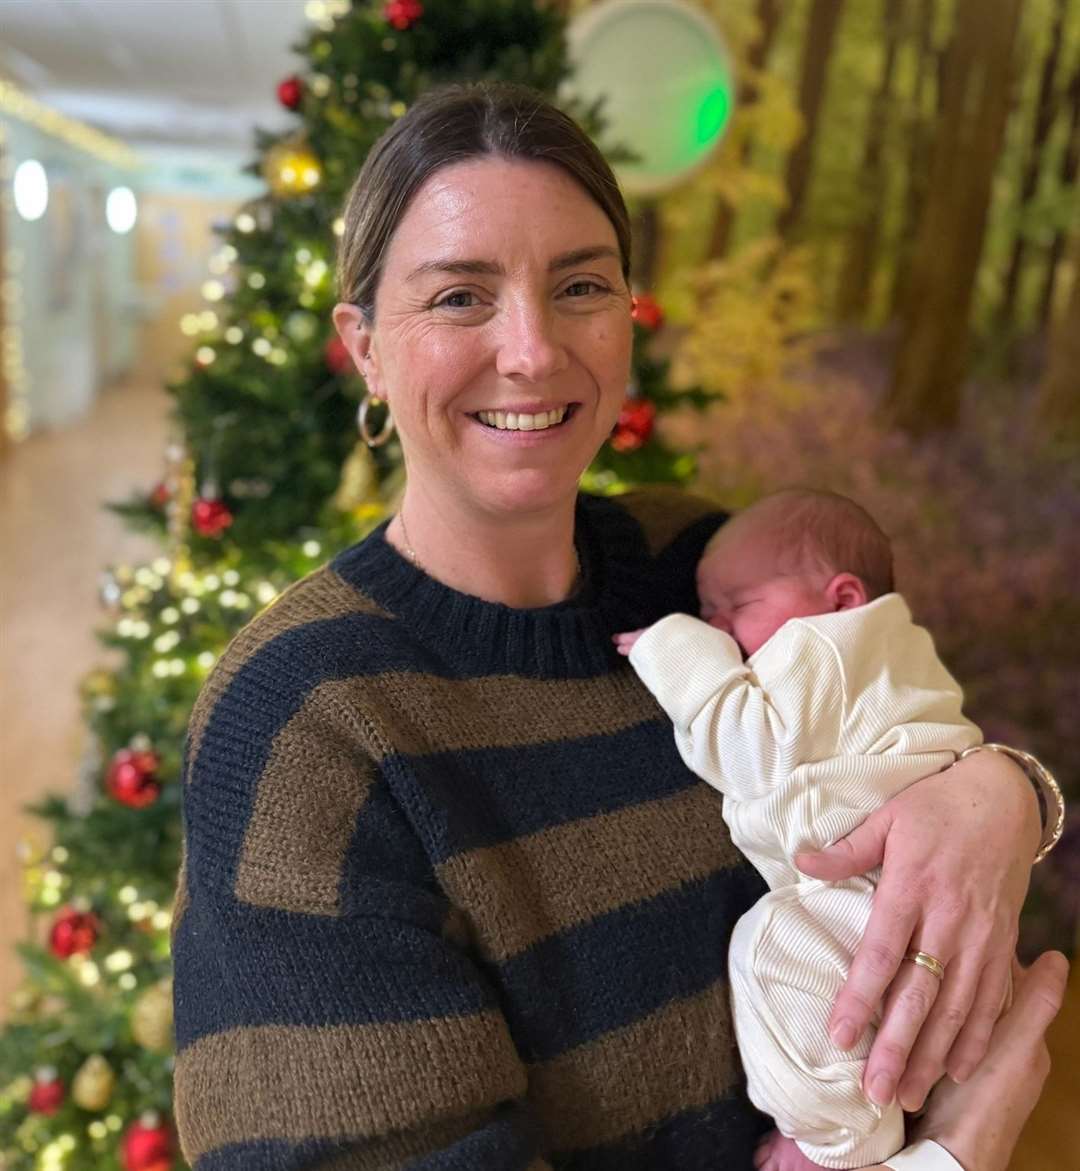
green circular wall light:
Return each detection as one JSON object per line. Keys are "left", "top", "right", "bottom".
{"left": 562, "top": 0, "right": 735, "bottom": 196}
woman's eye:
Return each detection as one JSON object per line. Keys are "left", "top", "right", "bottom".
{"left": 434, "top": 290, "right": 480, "bottom": 310}
{"left": 564, "top": 280, "right": 607, "bottom": 298}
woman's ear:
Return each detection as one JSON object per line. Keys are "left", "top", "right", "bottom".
{"left": 825, "top": 572, "right": 869, "bottom": 611}
{"left": 331, "top": 302, "right": 384, "bottom": 398}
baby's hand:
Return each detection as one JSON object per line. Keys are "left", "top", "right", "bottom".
{"left": 612, "top": 629, "right": 647, "bottom": 655}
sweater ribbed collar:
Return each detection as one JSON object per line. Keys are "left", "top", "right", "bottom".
{"left": 329, "top": 493, "right": 657, "bottom": 678}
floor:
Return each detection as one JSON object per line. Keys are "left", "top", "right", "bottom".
{"left": 0, "top": 375, "right": 169, "bottom": 1008}
{"left": 0, "top": 374, "right": 1076, "bottom": 1166}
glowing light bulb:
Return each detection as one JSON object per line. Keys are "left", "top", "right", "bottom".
{"left": 106, "top": 186, "right": 137, "bottom": 234}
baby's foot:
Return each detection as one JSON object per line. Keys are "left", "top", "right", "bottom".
{"left": 753, "top": 1129, "right": 832, "bottom": 1171}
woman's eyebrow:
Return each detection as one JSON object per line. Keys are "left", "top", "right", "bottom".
{"left": 405, "top": 245, "right": 620, "bottom": 282}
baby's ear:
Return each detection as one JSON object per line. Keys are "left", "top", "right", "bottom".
{"left": 826, "top": 572, "right": 868, "bottom": 611}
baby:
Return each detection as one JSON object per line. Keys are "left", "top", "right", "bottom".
{"left": 615, "top": 488, "right": 981, "bottom": 1171}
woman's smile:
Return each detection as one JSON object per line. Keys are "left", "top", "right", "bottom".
{"left": 469, "top": 402, "right": 579, "bottom": 439}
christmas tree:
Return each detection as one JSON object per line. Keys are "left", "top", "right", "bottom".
{"left": 0, "top": 2, "right": 713, "bottom": 1166}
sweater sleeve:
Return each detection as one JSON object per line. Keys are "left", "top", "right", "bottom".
{"left": 628, "top": 613, "right": 844, "bottom": 801}
{"left": 172, "top": 652, "right": 550, "bottom": 1170}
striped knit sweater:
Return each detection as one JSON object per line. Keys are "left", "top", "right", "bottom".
{"left": 172, "top": 487, "right": 770, "bottom": 1170}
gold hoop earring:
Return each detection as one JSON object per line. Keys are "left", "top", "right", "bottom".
{"left": 357, "top": 393, "right": 395, "bottom": 448}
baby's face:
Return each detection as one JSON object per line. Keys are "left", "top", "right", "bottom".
{"left": 695, "top": 533, "right": 832, "bottom": 658}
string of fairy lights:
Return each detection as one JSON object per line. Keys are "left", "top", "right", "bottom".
{"left": 0, "top": 119, "right": 30, "bottom": 444}
{"left": 0, "top": 80, "right": 141, "bottom": 444}
{"left": 180, "top": 225, "right": 343, "bottom": 370}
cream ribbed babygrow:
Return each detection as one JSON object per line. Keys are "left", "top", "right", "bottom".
{"left": 629, "top": 594, "right": 981, "bottom": 1168}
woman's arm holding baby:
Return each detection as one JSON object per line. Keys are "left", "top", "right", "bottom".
{"left": 796, "top": 750, "right": 1042, "bottom": 1116}
{"left": 622, "top": 613, "right": 1056, "bottom": 1137}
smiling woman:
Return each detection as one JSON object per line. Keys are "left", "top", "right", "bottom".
{"left": 331, "top": 152, "right": 634, "bottom": 603}
{"left": 170, "top": 80, "right": 1065, "bottom": 1171}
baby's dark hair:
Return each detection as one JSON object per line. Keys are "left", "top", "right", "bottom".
{"left": 705, "top": 487, "right": 895, "bottom": 600}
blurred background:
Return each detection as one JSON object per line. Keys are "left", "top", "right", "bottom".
{"left": 0, "top": 0, "right": 1077, "bottom": 1166}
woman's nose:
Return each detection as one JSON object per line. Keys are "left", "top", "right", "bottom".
{"left": 494, "top": 299, "right": 568, "bottom": 383}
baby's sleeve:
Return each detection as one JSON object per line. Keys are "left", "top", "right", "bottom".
{"left": 628, "top": 614, "right": 844, "bottom": 799}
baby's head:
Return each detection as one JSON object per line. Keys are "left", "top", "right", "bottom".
{"left": 697, "top": 488, "right": 894, "bottom": 657}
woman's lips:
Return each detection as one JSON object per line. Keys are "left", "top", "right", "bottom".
{"left": 470, "top": 403, "right": 579, "bottom": 436}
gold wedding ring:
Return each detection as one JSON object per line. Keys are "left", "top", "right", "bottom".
{"left": 905, "top": 949, "right": 946, "bottom": 980}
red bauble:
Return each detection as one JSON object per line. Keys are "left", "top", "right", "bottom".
{"left": 276, "top": 75, "right": 303, "bottom": 110}
{"left": 384, "top": 0, "right": 423, "bottom": 29}
{"left": 630, "top": 293, "right": 664, "bottom": 331}
{"left": 149, "top": 480, "right": 171, "bottom": 510}
{"left": 191, "top": 497, "right": 233, "bottom": 538}
{"left": 106, "top": 747, "right": 162, "bottom": 809}
{"left": 324, "top": 335, "right": 354, "bottom": 376}
{"left": 28, "top": 1069, "right": 65, "bottom": 1115}
{"left": 49, "top": 907, "right": 101, "bottom": 958}
{"left": 121, "top": 1113, "right": 175, "bottom": 1171}
{"left": 610, "top": 397, "right": 657, "bottom": 453}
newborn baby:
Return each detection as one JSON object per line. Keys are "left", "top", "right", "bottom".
{"left": 615, "top": 488, "right": 981, "bottom": 1171}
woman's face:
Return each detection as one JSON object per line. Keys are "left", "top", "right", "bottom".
{"left": 332, "top": 157, "right": 634, "bottom": 519}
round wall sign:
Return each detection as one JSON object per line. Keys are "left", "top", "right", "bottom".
{"left": 562, "top": 0, "right": 735, "bottom": 196}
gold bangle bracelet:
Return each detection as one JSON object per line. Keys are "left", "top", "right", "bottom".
{"left": 958, "top": 743, "right": 1065, "bottom": 864}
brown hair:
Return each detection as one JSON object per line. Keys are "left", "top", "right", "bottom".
{"left": 335, "top": 80, "right": 632, "bottom": 323}
{"left": 706, "top": 487, "right": 895, "bottom": 600}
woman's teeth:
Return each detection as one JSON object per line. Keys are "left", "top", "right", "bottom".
{"left": 475, "top": 407, "right": 568, "bottom": 431}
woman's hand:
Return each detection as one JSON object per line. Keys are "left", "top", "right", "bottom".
{"left": 794, "top": 750, "right": 1042, "bottom": 1112}
{"left": 912, "top": 951, "right": 1068, "bottom": 1171}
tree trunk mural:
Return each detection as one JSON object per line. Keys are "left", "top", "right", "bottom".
{"left": 1037, "top": 232, "right": 1080, "bottom": 442}
{"left": 1038, "top": 64, "right": 1080, "bottom": 327}
{"left": 891, "top": 0, "right": 939, "bottom": 317}
{"left": 706, "top": 0, "right": 783, "bottom": 260}
{"left": 999, "top": 0, "right": 1067, "bottom": 327}
{"left": 882, "top": 0, "right": 1023, "bottom": 432}
{"left": 836, "top": 0, "right": 903, "bottom": 322}
{"left": 776, "top": 0, "right": 845, "bottom": 237}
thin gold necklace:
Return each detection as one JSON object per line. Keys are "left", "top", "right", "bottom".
{"left": 397, "top": 508, "right": 582, "bottom": 589}
{"left": 397, "top": 507, "right": 420, "bottom": 566}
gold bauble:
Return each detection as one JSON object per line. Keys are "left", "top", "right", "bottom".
{"left": 263, "top": 141, "right": 322, "bottom": 197}
{"left": 79, "top": 669, "right": 115, "bottom": 700}
{"left": 15, "top": 835, "right": 47, "bottom": 867}
{"left": 9, "top": 983, "right": 40, "bottom": 1017}
{"left": 332, "top": 440, "right": 379, "bottom": 512}
{"left": 72, "top": 1054, "right": 115, "bottom": 1111}
{"left": 131, "top": 979, "right": 173, "bottom": 1052}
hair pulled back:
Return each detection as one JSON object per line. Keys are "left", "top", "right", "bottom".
{"left": 335, "top": 80, "right": 632, "bottom": 323}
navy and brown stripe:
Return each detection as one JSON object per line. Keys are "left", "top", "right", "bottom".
{"left": 173, "top": 490, "right": 769, "bottom": 1170}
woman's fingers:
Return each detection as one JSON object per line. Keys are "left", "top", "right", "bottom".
{"left": 896, "top": 946, "right": 985, "bottom": 1110}
{"left": 860, "top": 921, "right": 961, "bottom": 1107}
{"left": 827, "top": 877, "right": 918, "bottom": 1051}
{"left": 945, "top": 952, "right": 1014, "bottom": 1083}
{"left": 795, "top": 808, "right": 891, "bottom": 885}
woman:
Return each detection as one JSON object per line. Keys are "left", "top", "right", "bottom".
{"left": 172, "top": 81, "right": 1066, "bottom": 1170}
